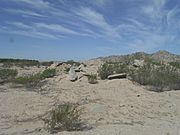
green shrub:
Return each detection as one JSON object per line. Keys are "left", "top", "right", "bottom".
{"left": 14, "top": 73, "right": 43, "bottom": 88}
{"left": 44, "top": 103, "right": 83, "bottom": 133}
{"left": 130, "top": 64, "right": 180, "bottom": 91}
{"left": 87, "top": 74, "right": 98, "bottom": 84}
{"left": 64, "top": 67, "right": 70, "bottom": 73}
{"left": 41, "top": 68, "right": 56, "bottom": 78}
{"left": 169, "top": 62, "right": 180, "bottom": 69}
{"left": 0, "top": 69, "right": 18, "bottom": 82}
{"left": 2, "top": 62, "right": 13, "bottom": 68}
{"left": 14, "top": 69, "right": 56, "bottom": 87}
{"left": 98, "top": 62, "right": 129, "bottom": 80}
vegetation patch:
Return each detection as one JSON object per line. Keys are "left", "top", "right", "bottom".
{"left": 169, "top": 62, "right": 180, "bottom": 69}
{"left": 0, "top": 69, "right": 18, "bottom": 83}
{"left": 41, "top": 68, "right": 56, "bottom": 78}
{"left": 64, "top": 67, "right": 70, "bottom": 73}
{"left": 0, "top": 58, "right": 40, "bottom": 68}
{"left": 98, "top": 60, "right": 180, "bottom": 91}
{"left": 43, "top": 103, "right": 85, "bottom": 133}
{"left": 14, "top": 68, "right": 56, "bottom": 88}
{"left": 87, "top": 74, "right": 98, "bottom": 84}
{"left": 98, "top": 62, "right": 129, "bottom": 80}
{"left": 130, "top": 64, "right": 180, "bottom": 92}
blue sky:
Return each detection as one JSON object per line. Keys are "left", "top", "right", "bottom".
{"left": 0, "top": 0, "right": 180, "bottom": 61}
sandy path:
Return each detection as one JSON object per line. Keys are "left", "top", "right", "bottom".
{"left": 0, "top": 77, "right": 180, "bottom": 135}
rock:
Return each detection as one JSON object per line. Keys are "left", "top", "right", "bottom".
{"left": 133, "top": 59, "right": 144, "bottom": 67}
{"left": 108, "top": 73, "right": 127, "bottom": 80}
{"left": 75, "top": 64, "right": 86, "bottom": 72}
{"left": 69, "top": 66, "right": 78, "bottom": 81}
{"left": 75, "top": 67, "right": 81, "bottom": 72}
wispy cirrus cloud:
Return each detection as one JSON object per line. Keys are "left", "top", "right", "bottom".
{"left": 10, "top": 0, "right": 51, "bottom": 10}
{"left": 0, "top": 0, "right": 180, "bottom": 53}
{"left": 3, "top": 8, "right": 46, "bottom": 17}
{"left": 3, "top": 21, "right": 92, "bottom": 39}
{"left": 74, "top": 7, "right": 121, "bottom": 40}
{"left": 33, "top": 23, "right": 82, "bottom": 35}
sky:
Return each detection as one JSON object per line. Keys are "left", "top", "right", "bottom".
{"left": 0, "top": 0, "right": 180, "bottom": 61}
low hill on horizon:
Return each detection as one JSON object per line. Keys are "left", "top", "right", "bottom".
{"left": 97, "top": 50, "right": 180, "bottom": 63}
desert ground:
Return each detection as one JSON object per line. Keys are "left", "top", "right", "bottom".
{"left": 0, "top": 58, "right": 180, "bottom": 135}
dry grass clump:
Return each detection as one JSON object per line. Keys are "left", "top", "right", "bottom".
{"left": 87, "top": 74, "right": 98, "bottom": 84}
{"left": 0, "top": 69, "right": 18, "bottom": 83}
{"left": 14, "top": 68, "right": 56, "bottom": 88}
{"left": 98, "top": 61, "right": 180, "bottom": 91}
{"left": 43, "top": 103, "right": 85, "bottom": 133}
{"left": 169, "top": 62, "right": 180, "bottom": 69}
{"left": 130, "top": 64, "right": 180, "bottom": 92}
{"left": 98, "top": 62, "right": 129, "bottom": 80}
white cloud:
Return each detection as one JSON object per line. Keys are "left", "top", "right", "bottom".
{"left": 0, "top": 26, "right": 58, "bottom": 40}
{"left": 1, "top": 0, "right": 180, "bottom": 52}
{"left": 141, "top": 0, "right": 167, "bottom": 23}
{"left": 6, "top": 22, "right": 32, "bottom": 29}
{"left": 3, "top": 9, "right": 46, "bottom": 17}
{"left": 74, "top": 7, "right": 121, "bottom": 40}
{"left": 10, "top": 0, "right": 51, "bottom": 9}
{"left": 167, "top": 6, "right": 180, "bottom": 29}
{"left": 4, "top": 21, "right": 91, "bottom": 39}
{"left": 34, "top": 23, "right": 79, "bottom": 35}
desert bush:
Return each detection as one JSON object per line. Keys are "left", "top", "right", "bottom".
{"left": 44, "top": 103, "right": 83, "bottom": 133}
{"left": 169, "top": 62, "right": 180, "bottom": 69}
{"left": 14, "top": 69, "right": 56, "bottom": 87}
{"left": 98, "top": 62, "right": 129, "bottom": 80}
{"left": 0, "top": 69, "right": 18, "bottom": 82}
{"left": 64, "top": 67, "right": 70, "bottom": 73}
{"left": 14, "top": 73, "right": 43, "bottom": 88}
{"left": 87, "top": 74, "right": 98, "bottom": 84}
{"left": 41, "top": 68, "right": 56, "bottom": 78}
{"left": 2, "top": 62, "right": 13, "bottom": 68}
{"left": 130, "top": 64, "right": 180, "bottom": 91}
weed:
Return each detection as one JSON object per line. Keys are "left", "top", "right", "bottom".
{"left": 130, "top": 64, "right": 180, "bottom": 91}
{"left": 14, "top": 69, "right": 56, "bottom": 88}
{"left": 44, "top": 103, "right": 84, "bottom": 133}
{"left": 169, "top": 62, "right": 180, "bottom": 69}
{"left": 98, "top": 62, "right": 129, "bottom": 80}
{"left": 41, "top": 68, "right": 56, "bottom": 78}
{"left": 87, "top": 74, "right": 98, "bottom": 84}
{"left": 0, "top": 69, "right": 18, "bottom": 82}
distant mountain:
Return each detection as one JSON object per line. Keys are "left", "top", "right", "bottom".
{"left": 150, "top": 50, "right": 180, "bottom": 62}
{"left": 98, "top": 50, "right": 180, "bottom": 63}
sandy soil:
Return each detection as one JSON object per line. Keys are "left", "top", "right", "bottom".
{"left": 0, "top": 72, "right": 180, "bottom": 135}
